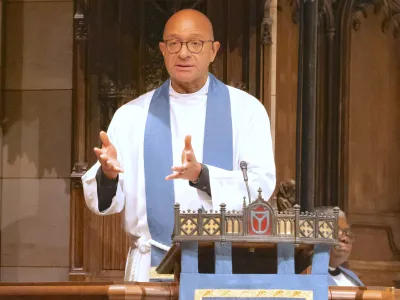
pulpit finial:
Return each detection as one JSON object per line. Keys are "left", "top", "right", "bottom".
{"left": 256, "top": 187, "right": 264, "bottom": 202}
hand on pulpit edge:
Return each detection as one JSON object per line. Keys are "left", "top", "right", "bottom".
{"left": 94, "top": 131, "right": 124, "bottom": 180}
{"left": 166, "top": 135, "right": 202, "bottom": 182}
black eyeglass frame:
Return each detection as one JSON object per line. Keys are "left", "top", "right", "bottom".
{"left": 339, "top": 228, "right": 355, "bottom": 240}
{"left": 163, "top": 39, "right": 215, "bottom": 54}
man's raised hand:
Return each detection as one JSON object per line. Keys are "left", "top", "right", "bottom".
{"left": 93, "top": 131, "right": 123, "bottom": 180}
{"left": 166, "top": 135, "right": 201, "bottom": 182}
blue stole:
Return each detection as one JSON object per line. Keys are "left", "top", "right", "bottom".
{"left": 143, "top": 73, "right": 233, "bottom": 267}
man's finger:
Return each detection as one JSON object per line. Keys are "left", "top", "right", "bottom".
{"left": 105, "top": 159, "right": 123, "bottom": 172}
{"left": 181, "top": 149, "right": 186, "bottom": 164}
{"left": 184, "top": 135, "right": 192, "bottom": 151}
{"left": 112, "top": 166, "right": 124, "bottom": 173}
{"left": 94, "top": 147, "right": 104, "bottom": 159}
{"left": 110, "top": 164, "right": 124, "bottom": 173}
{"left": 100, "top": 131, "right": 111, "bottom": 147}
{"left": 99, "top": 153, "right": 110, "bottom": 164}
{"left": 185, "top": 150, "right": 196, "bottom": 162}
{"left": 165, "top": 172, "right": 182, "bottom": 180}
{"left": 171, "top": 165, "right": 187, "bottom": 173}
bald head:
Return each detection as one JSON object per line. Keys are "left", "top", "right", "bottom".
{"left": 163, "top": 9, "right": 214, "bottom": 40}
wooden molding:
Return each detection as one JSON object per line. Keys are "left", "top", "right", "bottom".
{"left": 351, "top": 223, "right": 400, "bottom": 258}
{"left": 0, "top": 282, "right": 396, "bottom": 299}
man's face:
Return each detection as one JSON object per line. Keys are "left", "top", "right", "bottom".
{"left": 330, "top": 216, "right": 354, "bottom": 267}
{"left": 159, "top": 17, "right": 220, "bottom": 84}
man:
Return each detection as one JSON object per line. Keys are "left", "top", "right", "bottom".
{"left": 82, "top": 9, "right": 276, "bottom": 282}
{"left": 315, "top": 207, "right": 364, "bottom": 286}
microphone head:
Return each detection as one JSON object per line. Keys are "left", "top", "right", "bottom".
{"left": 240, "top": 161, "right": 248, "bottom": 169}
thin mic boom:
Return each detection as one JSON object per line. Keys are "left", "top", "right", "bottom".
{"left": 240, "top": 161, "right": 251, "bottom": 203}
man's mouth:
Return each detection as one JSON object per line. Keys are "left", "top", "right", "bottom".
{"left": 175, "top": 64, "right": 193, "bottom": 68}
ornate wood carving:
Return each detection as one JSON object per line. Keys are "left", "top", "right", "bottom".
{"left": 274, "top": 180, "right": 297, "bottom": 212}
{"left": 259, "top": 0, "right": 274, "bottom": 115}
{"left": 74, "top": 0, "right": 88, "bottom": 41}
{"left": 352, "top": 0, "right": 400, "bottom": 38}
{"left": 173, "top": 190, "right": 339, "bottom": 243}
{"left": 262, "top": 0, "right": 273, "bottom": 45}
{"left": 382, "top": 0, "right": 400, "bottom": 37}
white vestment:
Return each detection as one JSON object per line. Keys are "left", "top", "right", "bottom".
{"left": 82, "top": 78, "right": 276, "bottom": 282}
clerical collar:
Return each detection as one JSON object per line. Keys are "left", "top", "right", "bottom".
{"left": 169, "top": 76, "right": 210, "bottom": 97}
{"left": 328, "top": 267, "right": 341, "bottom": 276}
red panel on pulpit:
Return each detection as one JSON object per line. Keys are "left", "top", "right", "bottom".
{"left": 248, "top": 205, "right": 272, "bottom": 236}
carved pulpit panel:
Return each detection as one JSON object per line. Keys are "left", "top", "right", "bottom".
{"left": 71, "top": 0, "right": 273, "bottom": 281}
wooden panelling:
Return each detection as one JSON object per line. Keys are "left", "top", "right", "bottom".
{"left": 275, "top": 0, "right": 298, "bottom": 185}
{"left": 101, "top": 214, "right": 130, "bottom": 271}
{"left": 348, "top": 260, "right": 400, "bottom": 287}
{"left": 348, "top": 7, "right": 400, "bottom": 214}
{"left": 334, "top": 0, "right": 400, "bottom": 287}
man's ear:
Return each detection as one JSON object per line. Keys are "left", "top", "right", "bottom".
{"left": 211, "top": 41, "right": 220, "bottom": 62}
{"left": 159, "top": 42, "right": 165, "bottom": 56}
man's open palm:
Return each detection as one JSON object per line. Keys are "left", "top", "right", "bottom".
{"left": 94, "top": 131, "right": 123, "bottom": 179}
{"left": 166, "top": 135, "right": 201, "bottom": 182}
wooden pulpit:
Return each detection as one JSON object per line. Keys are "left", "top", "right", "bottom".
{"left": 153, "top": 188, "right": 340, "bottom": 299}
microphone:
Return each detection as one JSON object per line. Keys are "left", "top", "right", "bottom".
{"left": 240, "top": 161, "right": 251, "bottom": 203}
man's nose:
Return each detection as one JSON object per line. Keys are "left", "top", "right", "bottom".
{"left": 178, "top": 43, "right": 191, "bottom": 59}
{"left": 339, "top": 234, "right": 349, "bottom": 244}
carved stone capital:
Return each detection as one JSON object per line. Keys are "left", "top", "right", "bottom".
{"left": 72, "top": 162, "right": 88, "bottom": 177}
{"left": 74, "top": 0, "right": 88, "bottom": 41}
{"left": 319, "top": 0, "right": 336, "bottom": 34}
{"left": 262, "top": 0, "right": 273, "bottom": 45}
{"left": 278, "top": 0, "right": 300, "bottom": 24}
{"left": 71, "top": 177, "right": 84, "bottom": 189}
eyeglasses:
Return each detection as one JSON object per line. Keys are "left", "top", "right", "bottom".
{"left": 163, "top": 39, "right": 214, "bottom": 54}
{"left": 339, "top": 228, "right": 355, "bottom": 240}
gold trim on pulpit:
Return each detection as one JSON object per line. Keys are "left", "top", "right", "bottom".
{"left": 194, "top": 289, "right": 313, "bottom": 299}
{"left": 149, "top": 267, "right": 174, "bottom": 280}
